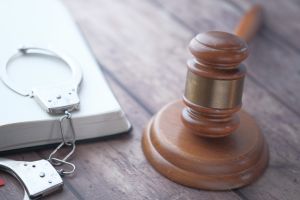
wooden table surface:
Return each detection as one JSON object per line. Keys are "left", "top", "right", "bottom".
{"left": 1, "top": 0, "right": 299, "bottom": 199}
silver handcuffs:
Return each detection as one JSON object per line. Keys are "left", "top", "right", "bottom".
{"left": 1, "top": 46, "right": 82, "bottom": 114}
{"left": 0, "top": 46, "right": 83, "bottom": 199}
{"left": 0, "top": 158, "right": 63, "bottom": 200}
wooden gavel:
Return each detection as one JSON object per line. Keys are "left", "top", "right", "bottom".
{"left": 182, "top": 5, "right": 263, "bottom": 138}
{"left": 142, "top": 4, "right": 268, "bottom": 190}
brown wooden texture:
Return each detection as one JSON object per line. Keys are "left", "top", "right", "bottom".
{"left": 182, "top": 31, "right": 248, "bottom": 137}
{"left": 234, "top": 4, "right": 263, "bottom": 43}
{"left": 0, "top": 0, "right": 299, "bottom": 199}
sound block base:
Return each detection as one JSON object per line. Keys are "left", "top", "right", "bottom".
{"left": 142, "top": 100, "right": 268, "bottom": 190}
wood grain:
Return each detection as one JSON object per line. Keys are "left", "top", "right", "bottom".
{"left": 143, "top": 100, "right": 268, "bottom": 190}
{"left": 62, "top": 0, "right": 299, "bottom": 199}
{"left": 0, "top": 0, "right": 299, "bottom": 199}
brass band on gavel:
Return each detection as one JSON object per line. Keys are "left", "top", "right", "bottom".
{"left": 184, "top": 66, "right": 245, "bottom": 109}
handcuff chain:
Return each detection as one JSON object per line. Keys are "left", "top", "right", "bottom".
{"left": 48, "top": 111, "right": 76, "bottom": 176}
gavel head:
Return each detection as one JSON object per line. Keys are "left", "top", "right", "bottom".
{"left": 182, "top": 31, "right": 249, "bottom": 138}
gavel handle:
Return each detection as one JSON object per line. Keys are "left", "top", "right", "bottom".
{"left": 234, "top": 4, "right": 263, "bottom": 43}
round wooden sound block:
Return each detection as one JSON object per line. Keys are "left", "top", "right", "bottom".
{"left": 142, "top": 100, "right": 268, "bottom": 190}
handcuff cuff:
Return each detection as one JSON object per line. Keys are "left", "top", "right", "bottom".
{"left": 0, "top": 46, "right": 83, "bottom": 199}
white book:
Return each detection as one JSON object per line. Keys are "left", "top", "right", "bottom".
{"left": 0, "top": 0, "right": 131, "bottom": 151}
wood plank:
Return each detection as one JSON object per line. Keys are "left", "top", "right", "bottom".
{"left": 64, "top": 0, "right": 192, "bottom": 111}
{"left": 62, "top": 0, "right": 300, "bottom": 199}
